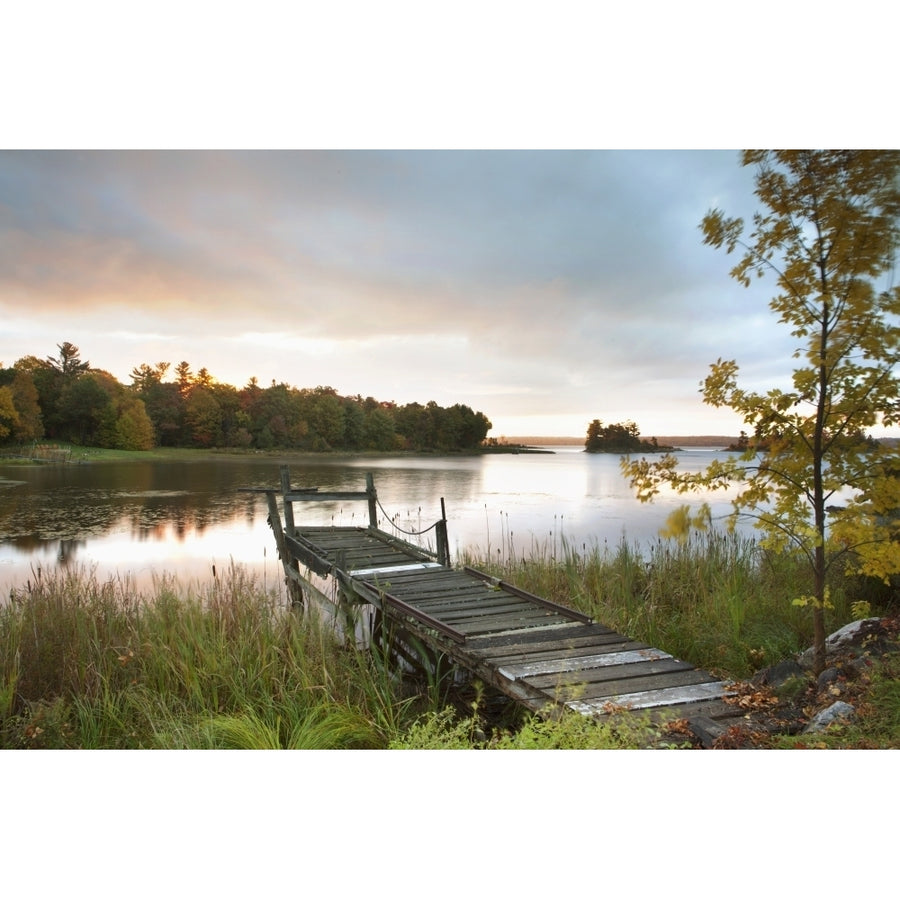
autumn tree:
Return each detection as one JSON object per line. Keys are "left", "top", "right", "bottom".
{"left": 9, "top": 369, "right": 45, "bottom": 441}
{"left": 0, "top": 386, "right": 19, "bottom": 440}
{"left": 621, "top": 150, "right": 900, "bottom": 674}
{"left": 0, "top": 366, "right": 44, "bottom": 442}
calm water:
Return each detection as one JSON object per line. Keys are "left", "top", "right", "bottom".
{"left": 0, "top": 447, "right": 744, "bottom": 594}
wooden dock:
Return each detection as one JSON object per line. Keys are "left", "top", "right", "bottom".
{"left": 257, "top": 468, "right": 740, "bottom": 728}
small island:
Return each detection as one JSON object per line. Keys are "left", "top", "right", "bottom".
{"left": 583, "top": 419, "right": 678, "bottom": 454}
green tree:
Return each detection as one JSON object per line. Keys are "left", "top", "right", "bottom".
{"left": 130, "top": 362, "right": 183, "bottom": 446}
{"left": 621, "top": 150, "right": 900, "bottom": 674}
{"left": 47, "top": 341, "right": 90, "bottom": 376}
{"left": 585, "top": 419, "right": 647, "bottom": 453}
{"left": 342, "top": 400, "right": 366, "bottom": 450}
{"left": 307, "top": 387, "right": 345, "bottom": 450}
{"left": 114, "top": 394, "right": 155, "bottom": 450}
{"left": 184, "top": 386, "right": 223, "bottom": 447}
{"left": 363, "top": 406, "right": 398, "bottom": 450}
{"left": 58, "top": 372, "right": 113, "bottom": 444}
{"left": 174, "top": 361, "right": 193, "bottom": 396}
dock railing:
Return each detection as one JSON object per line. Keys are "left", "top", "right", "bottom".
{"left": 268, "top": 466, "right": 450, "bottom": 567}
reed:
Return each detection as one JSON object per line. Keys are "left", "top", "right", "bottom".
{"left": 2, "top": 534, "right": 889, "bottom": 749}
{"left": 461, "top": 527, "right": 868, "bottom": 678}
{"left": 0, "top": 565, "right": 419, "bottom": 749}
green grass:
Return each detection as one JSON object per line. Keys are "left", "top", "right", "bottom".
{"left": 1, "top": 565, "right": 410, "bottom": 749}
{"left": 462, "top": 529, "right": 872, "bottom": 679}
{"left": 2, "top": 531, "right": 895, "bottom": 749}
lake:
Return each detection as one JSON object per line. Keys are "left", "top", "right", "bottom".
{"left": 0, "top": 447, "right": 745, "bottom": 596}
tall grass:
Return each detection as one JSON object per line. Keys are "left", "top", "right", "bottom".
{"left": 462, "top": 527, "right": 872, "bottom": 678}
{"left": 1, "top": 564, "right": 415, "bottom": 749}
{"left": 3, "top": 529, "right": 889, "bottom": 749}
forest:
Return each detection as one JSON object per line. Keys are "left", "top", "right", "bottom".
{"left": 0, "top": 342, "right": 493, "bottom": 453}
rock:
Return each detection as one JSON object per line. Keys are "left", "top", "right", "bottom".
{"left": 754, "top": 658, "right": 807, "bottom": 688}
{"left": 687, "top": 715, "right": 729, "bottom": 749}
{"left": 797, "top": 618, "right": 882, "bottom": 668}
{"left": 843, "top": 656, "right": 875, "bottom": 679}
{"left": 816, "top": 667, "right": 840, "bottom": 691}
{"left": 804, "top": 701, "right": 856, "bottom": 733}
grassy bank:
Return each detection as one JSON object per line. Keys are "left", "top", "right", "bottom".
{"left": 2, "top": 534, "right": 897, "bottom": 749}
{"left": 1, "top": 565, "right": 417, "bottom": 749}
{"left": 0, "top": 441, "right": 533, "bottom": 466}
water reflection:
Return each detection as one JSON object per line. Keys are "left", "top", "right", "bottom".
{"left": 0, "top": 448, "right": 747, "bottom": 592}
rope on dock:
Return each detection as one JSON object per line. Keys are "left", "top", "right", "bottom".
{"left": 376, "top": 496, "right": 441, "bottom": 537}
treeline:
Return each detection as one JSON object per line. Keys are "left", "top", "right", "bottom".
{"left": 584, "top": 419, "right": 668, "bottom": 453}
{"left": 0, "top": 342, "right": 492, "bottom": 453}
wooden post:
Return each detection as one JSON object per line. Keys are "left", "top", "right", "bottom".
{"left": 366, "top": 472, "right": 378, "bottom": 528}
{"left": 436, "top": 497, "right": 450, "bottom": 567}
{"left": 265, "top": 491, "right": 286, "bottom": 560}
{"left": 280, "top": 465, "right": 295, "bottom": 534}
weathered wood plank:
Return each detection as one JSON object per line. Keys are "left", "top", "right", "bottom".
{"left": 408, "top": 603, "right": 535, "bottom": 623}
{"left": 409, "top": 591, "right": 529, "bottom": 609}
{"left": 497, "top": 647, "right": 674, "bottom": 680}
{"left": 463, "top": 565, "right": 592, "bottom": 623}
{"left": 525, "top": 657, "right": 694, "bottom": 691}
{"left": 464, "top": 622, "right": 606, "bottom": 650}
{"left": 567, "top": 681, "right": 730, "bottom": 713}
{"left": 453, "top": 611, "right": 571, "bottom": 636}
{"left": 348, "top": 562, "right": 443, "bottom": 577}
{"left": 546, "top": 668, "right": 719, "bottom": 703}
{"left": 430, "top": 602, "right": 545, "bottom": 623}
{"left": 473, "top": 630, "right": 633, "bottom": 661}
{"left": 483, "top": 640, "right": 651, "bottom": 669}
{"left": 384, "top": 580, "right": 495, "bottom": 600}
{"left": 339, "top": 551, "right": 411, "bottom": 567}
{"left": 369, "top": 567, "right": 470, "bottom": 583}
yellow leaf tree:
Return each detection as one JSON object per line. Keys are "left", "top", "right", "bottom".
{"left": 621, "top": 150, "right": 900, "bottom": 674}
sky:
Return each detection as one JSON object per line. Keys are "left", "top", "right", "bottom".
{"left": 2, "top": 4, "right": 896, "bottom": 440}
{"left": 0, "top": 148, "right": 827, "bottom": 438}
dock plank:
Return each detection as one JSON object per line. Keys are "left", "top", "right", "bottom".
{"left": 543, "top": 667, "right": 719, "bottom": 703}
{"left": 263, "top": 484, "right": 736, "bottom": 725}
{"left": 567, "top": 681, "right": 730, "bottom": 713}
{"left": 497, "top": 647, "right": 674, "bottom": 680}
{"left": 524, "top": 656, "right": 694, "bottom": 690}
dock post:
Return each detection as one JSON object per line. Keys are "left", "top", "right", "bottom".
{"left": 279, "top": 465, "right": 295, "bottom": 533}
{"left": 265, "top": 491, "right": 286, "bottom": 560}
{"left": 366, "top": 472, "right": 378, "bottom": 528}
{"left": 436, "top": 497, "right": 450, "bottom": 567}
{"left": 265, "top": 487, "right": 303, "bottom": 609}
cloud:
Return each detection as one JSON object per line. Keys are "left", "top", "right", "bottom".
{"left": 0, "top": 149, "right": 806, "bottom": 435}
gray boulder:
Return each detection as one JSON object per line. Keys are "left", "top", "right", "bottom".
{"left": 797, "top": 618, "right": 881, "bottom": 668}
{"left": 804, "top": 701, "right": 856, "bottom": 733}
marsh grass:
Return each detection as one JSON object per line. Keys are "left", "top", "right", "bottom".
{"left": 462, "top": 527, "right": 869, "bottom": 678}
{"left": 1, "top": 564, "right": 417, "bottom": 749}
{"left": 2, "top": 528, "right": 888, "bottom": 749}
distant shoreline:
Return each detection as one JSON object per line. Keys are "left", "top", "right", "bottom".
{"left": 499, "top": 435, "right": 739, "bottom": 448}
